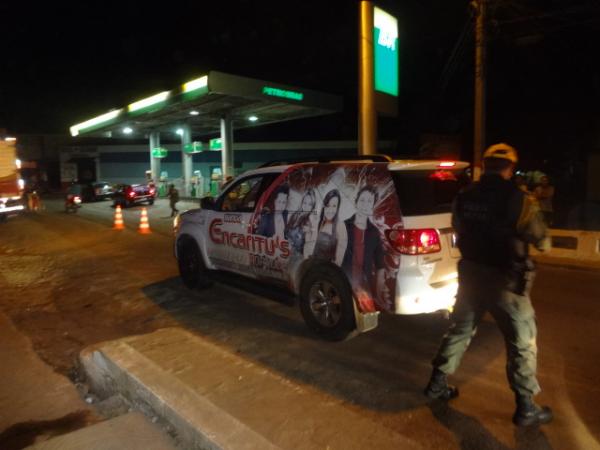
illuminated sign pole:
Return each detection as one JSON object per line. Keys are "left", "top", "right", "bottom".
{"left": 220, "top": 116, "right": 234, "bottom": 182}
{"left": 359, "top": 2, "right": 399, "bottom": 156}
{"left": 180, "top": 124, "right": 193, "bottom": 196}
{"left": 359, "top": 1, "right": 376, "bottom": 156}
{"left": 149, "top": 131, "right": 161, "bottom": 183}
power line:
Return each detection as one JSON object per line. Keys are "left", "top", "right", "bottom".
{"left": 438, "top": 18, "right": 472, "bottom": 93}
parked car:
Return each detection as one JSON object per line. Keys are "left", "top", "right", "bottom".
{"left": 112, "top": 183, "right": 155, "bottom": 207}
{"left": 174, "top": 156, "right": 470, "bottom": 341}
{"left": 67, "top": 182, "right": 112, "bottom": 202}
{"left": 90, "top": 181, "right": 115, "bottom": 201}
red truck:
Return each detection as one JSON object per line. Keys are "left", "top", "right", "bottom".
{"left": 0, "top": 138, "right": 24, "bottom": 222}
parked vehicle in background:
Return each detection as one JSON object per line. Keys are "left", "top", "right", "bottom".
{"left": 89, "top": 181, "right": 114, "bottom": 201}
{"left": 0, "top": 138, "right": 24, "bottom": 222}
{"left": 174, "top": 156, "right": 470, "bottom": 341}
{"left": 112, "top": 183, "right": 155, "bottom": 207}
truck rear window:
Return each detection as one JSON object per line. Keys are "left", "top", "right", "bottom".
{"left": 391, "top": 169, "right": 470, "bottom": 216}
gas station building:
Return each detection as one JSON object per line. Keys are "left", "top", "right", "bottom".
{"left": 69, "top": 71, "right": 343, "bottom": 196}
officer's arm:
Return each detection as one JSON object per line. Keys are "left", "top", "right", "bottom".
{"left": 451, "top": 195, "right": 464, "bottom": 234}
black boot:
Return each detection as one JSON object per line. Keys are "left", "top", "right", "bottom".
{"left": 424, "top": 368, "right": 459, "bottom": 400}
{"left": 513, "top": 395, "right": 553, "bottom": 426}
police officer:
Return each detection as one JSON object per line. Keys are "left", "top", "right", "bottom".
{"left": 424, "top": 143, "right": 553, "bottom": 427}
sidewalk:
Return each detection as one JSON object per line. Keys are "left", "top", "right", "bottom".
{"left": 0, "top": 310, "right": 178, "bottom": 450}
{"left": 0, "top": 310, "right": 96, "bottom": 449}
{"left": 80, "top": 327, "right": 423, "bottom": 450}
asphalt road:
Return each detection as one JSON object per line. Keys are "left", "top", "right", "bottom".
{"left": 1, "top": 197, "right": 599, "bottom": 450}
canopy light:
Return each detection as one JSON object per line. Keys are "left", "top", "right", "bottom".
{"left": 70, "top": 109, "right": 122, "bottom": 136}
{"left": 189, "top": 110, "right": 200, "bottom": 116}
{"left": 262, "top": 86, "right": 304, "bottom": 101}
{"left": 15, "top": 159, "right": 21, "bottom": 169}
{"left": 438, "top": 161, "right": 456, "bottom": 167}
{"left": 248, "top": 115, "right": 259, "bottom": 122}
{"left": 123, "top": 127, "right": 133, "bottom": 134}
{"left": 182, "top": 76, "right": 208, "bottom": 93}
{"left": 128, "top": 91, "right": 170, "bottom": 112}
{"left": 176, "top": 128, "right": 184, "bottom": 136}
{"left": 5, "top": 137, "right": 16, "bottom": 142}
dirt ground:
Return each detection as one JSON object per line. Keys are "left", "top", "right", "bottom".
{"left": 0, "top": 211, "right": 180, "bottom": 377}
{"left": 0, "top": 208, "right": 184, "bottom": 448}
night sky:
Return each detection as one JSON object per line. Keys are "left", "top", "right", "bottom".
{"left": 1, "top": 0, "right": 599, "bottom": 170}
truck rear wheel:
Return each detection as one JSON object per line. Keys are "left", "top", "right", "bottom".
{"left": 299, "top": 265, "right": 356, "bottom": 341}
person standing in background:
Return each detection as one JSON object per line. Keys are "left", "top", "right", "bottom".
{"left": 168, "top": 184, "right": 180, "bottom": 217}
{"left": 534, "top": 175, "right": 554, "bottom": 226}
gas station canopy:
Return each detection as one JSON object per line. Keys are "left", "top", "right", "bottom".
{"left": 70, "top": 71, "right": 343, "bottom": 137}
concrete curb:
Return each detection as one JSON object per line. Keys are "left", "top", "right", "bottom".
{"left": 533, "top": 255, "right": 600, "bottom": 272}
{"left": 531, "top": 229, "right": 600, "bottom": 263}
{"left": 24, "top": 412, "right": 178, "bottom": 450}
{"left": 79, "top": 327, "right": 423, "bottom": 450}
{"left": 80, "top": 339, "right": 279, "bottom": 450}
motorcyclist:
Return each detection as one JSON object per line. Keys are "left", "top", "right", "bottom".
{"left": 65, "top": 181, "right": 82, "bottom": 213}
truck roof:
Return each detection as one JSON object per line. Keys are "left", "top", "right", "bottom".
{"left": 243, "top": 159, "right": 469, "bottom": 176}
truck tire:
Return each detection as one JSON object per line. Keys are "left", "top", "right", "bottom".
{"left": 299, "top": 265, "right": 356, "bottom": 341}
{"left": 177, "top": 237, "right": 212, "bottom": 289}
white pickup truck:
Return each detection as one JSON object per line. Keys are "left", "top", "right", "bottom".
{"left": 174, "top": 157, "right": 469, "bottom": 340}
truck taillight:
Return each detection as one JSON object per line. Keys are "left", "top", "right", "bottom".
{"left": 128, "top": 191, "right": 136, "bottom": 198}
{"left": 386, "top": 228, "right": 441, "bottom": 255}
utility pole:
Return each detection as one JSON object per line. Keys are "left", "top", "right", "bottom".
{"left": 473, "top": 0, "right": 486, "bottom": 180}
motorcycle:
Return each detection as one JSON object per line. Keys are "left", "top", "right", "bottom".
{"left": 65, "top": 194, "right": 82, "bottom": 213}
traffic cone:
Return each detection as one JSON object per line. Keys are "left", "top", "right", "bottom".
{"left": 113, "top": 204, "right": 124, "bottom": 230}
{"left": 138, "top": 207, "right": 151, "bottom": 234}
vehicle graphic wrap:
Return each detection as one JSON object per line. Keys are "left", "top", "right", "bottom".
{"left": 249, "top": 163, "right": 405, "bottom": 313}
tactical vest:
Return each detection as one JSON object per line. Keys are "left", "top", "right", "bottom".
{"left": 453, "top": 174, "right": 524, "bottom": 269}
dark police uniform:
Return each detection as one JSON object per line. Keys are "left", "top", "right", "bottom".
{"left": 431, "top": 173, "right": 548, "bottom": 397}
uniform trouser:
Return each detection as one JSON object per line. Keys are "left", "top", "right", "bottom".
{"left": 432, "top": 260, "right": 541, "bottom": 397}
